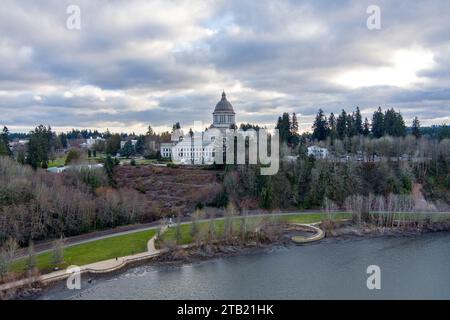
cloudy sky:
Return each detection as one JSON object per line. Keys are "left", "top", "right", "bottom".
{"left": 1, "top": 0, "right": 450, "bottom": 133}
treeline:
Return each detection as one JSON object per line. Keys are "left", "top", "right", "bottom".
{"left": 221, "top": 142, "right": 449, "bottom": 212}
{"left": 218, "top": 108, "right": 450, "bottom": 211}
{"left": 0, "top": 157, "right": 158, "bottom": 247}
{"left": 312, "top": 106, "right": 407, "bottom": 141}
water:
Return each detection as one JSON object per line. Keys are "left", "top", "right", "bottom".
{"left": 40, "top": 233, "right": 450, "bottom": 300}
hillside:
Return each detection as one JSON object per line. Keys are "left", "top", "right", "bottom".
{"left": 114, "top": 165, "right": 223, "bottom": 217}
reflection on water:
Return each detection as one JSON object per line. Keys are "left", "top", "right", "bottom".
{"left": 40, "top": 233, "right": 450, "bottom": 300}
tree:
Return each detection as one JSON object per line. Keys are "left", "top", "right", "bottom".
{"left": 106, "top": 134, "right": 121, "bottom": 155}
{"left": 0, "top": 126, "right": 12, "bottom": 156}
{"left": 120, "top": 140, "right": 135, "bottom": 158}
{"left": 347, "top": 113, "right": 356, "bottom": 137}
{"left": 4, "top": 238, "right": 18, "bottom": 263}
{"left": 328, "top": 113, "right": 337, "bottom": 141}
{"left": 336, "top": 110, "right": 348, "bottom": 140}
{"left": 65, "top": 149, "right": 81, "bottom": 165}
{"left": 312, "top": 109, "right": 329, "bottom": 141}
{"left": 289, "top": 112, "right": 300, "bottom": 146}
{"left": 363, "top": 118, "right": 371, "bottom": 136}
{"left": 26, "top": 125, "right": 52, "bottom": 169}
{"left": 384, "top": 108, "right": 406, "bottom": 137}
{"left": 146, "top": 125, "right": 155, "bottom": 136}
{"left": 276, "top": 113, "right": 291, "bottom": 143}
{"left": 0, "top": 249, "right": 8, "bottom": 279}
{"left": 26, "top": 241, "right": 37, "bottom": 271}
{"left": 354, "top": 107, "right": 363, "bottom": 135}
{"left": 51, "top": 237, "right": 65, "bottom": 268}
{"left": 135, "top": 136, "right": 145, "bottom": 155}
{"left": 104, "top": 154, "right": 117, "bottom": 187}
{"left": 372, "top": 107, "right": 385, "bottom": 138}
{"left": 58, "top": 133, "right": 68, "bottom": 149}
{"left": 412, "top": 117, "right": 422, "bottom": 139}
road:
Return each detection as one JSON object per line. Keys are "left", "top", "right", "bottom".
{"left": 14, "top": 209, "right": 450, "bottom": 259}
{"left": 14, "top": 209, "right": 328, "bottom": 259}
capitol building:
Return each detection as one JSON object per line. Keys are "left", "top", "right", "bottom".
{"left": 160, "top": 91, "right": 236, "bottom": 165}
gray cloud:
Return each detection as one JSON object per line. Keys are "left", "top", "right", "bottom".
{"left": 1, "top": 0, "right": 450, "bottom": 133}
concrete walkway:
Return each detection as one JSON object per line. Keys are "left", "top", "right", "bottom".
{"left": 0, "top": 226, "right": 169, "bottom": 292}
{"left": 290, "top": 223, "right": 325, "bottom": 244}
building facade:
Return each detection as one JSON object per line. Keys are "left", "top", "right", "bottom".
{"left": 161, "top": 91, "right": 236, "bottom": 164}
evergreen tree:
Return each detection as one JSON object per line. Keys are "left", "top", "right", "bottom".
{"left": 412, "top": 116, "right": 421, "bottom": 139}
{"left": 347, "top": 113, "right": 356, "bottom": 137}
{"left": 291, "top": 112, "right": 299, "bottom": 135}
{"left": 384, "top": 108, "right": 406, "bottom": 137}
{"left": 104, "top": 154, "right": 117, "bottom": 187}
{"left": 135, "top": 136, "right": 145, "bottom": 155}
{"left": 276, "top": 113, "right": 292, "bottom": 143}
{"left": 26, "top": 125, "right": 52, "bottom": 169}
{"left": 106, "top": 134, "right": 121, "bottom": 155}
{"left": 120, "top": 140, "right": 135, "bottom": 158}
{"left": 336, "top": 110, "right": 348, "bottom": 140}
{"left": 289, "top": 112, "right": 300, "bottom": 146}
{"left": 0, "top": 126, "right": 12, "bottom": 156}
{"left": 354, "top": 107, "right": 363, "bottom": 135}
{"left": 372, "top": 107, "right": 385, "bottom": 138}
{"left": 312, "top": 109, "right": 329, "bottom": 141}
{"left": 363, "top": 117, "right": 371, "bottom": 136}
{"left": 328, "top": 112, "right": 337, "bottom": 141}
{"left": 146, "top": 125, "right": 155, "bottom": 136}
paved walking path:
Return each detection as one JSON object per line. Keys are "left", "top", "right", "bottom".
{"left": 0, "top": 226, "right": 169, "bottom": 292}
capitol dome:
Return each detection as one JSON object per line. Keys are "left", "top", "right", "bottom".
{"left": 213, "top": 91, "right": 235, "bottom": 113}
{"left": 212, "top": 91, "right": 236, "bottom": 129}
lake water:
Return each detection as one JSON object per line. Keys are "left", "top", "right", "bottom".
{"left": 39, "top": 233, "right": 450, "bottom": 300}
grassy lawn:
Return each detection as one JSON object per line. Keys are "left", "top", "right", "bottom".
{"left": 158, "top": 213, "right": 351, "bottom": 247}
{"left": 12, "top": 229, "right": 157, "bottom": 273}
{"left": 283, "top": 212, "right": 351, "bottom": 223}
{"left": 48, "top": 157, "right": 66, "bottom": 168}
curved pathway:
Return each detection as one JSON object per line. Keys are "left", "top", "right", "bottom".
{"left": 0, "top": 226, "right": 169, "bottom": 292}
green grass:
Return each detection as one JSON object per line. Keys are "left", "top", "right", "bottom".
{"left": 283, "top": 212, "right": 351, "bottom": 223}
{"left": 12, "top": 229, "right": 157, "bottom": 273}
{"left": 158, "top": 213, "right": 351, "bottom": 247}
{"left": 48, "top": 157, "right": 66, "bottom": 168}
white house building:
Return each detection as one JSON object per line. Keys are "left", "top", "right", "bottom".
{"left": 161, "top": 91, "right": 236, "bottom": 165}
{"left": 307, "top": 146, "right": 329, "bottom": 159}
{"left": 81, "top": 136, "right": 105, "bottom": 149}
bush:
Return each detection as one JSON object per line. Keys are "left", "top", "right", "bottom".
{"left": 65, "top": 149, "right": 81, "bottom": 165}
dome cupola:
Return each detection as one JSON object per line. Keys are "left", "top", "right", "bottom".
{"left": 212, "top": 91, "right": 236, "bottom": 128}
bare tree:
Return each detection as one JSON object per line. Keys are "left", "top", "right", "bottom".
{"left": 51, "top": 236, "right": 65, "bottom": 269}
{"left": 25, "top": 241, "right": 37, "bottom": 272}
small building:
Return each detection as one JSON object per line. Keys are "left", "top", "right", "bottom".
{"left": 120, "top": 139, "right": 138, "bottom": 149}
{"left": 307, "top": 146, "right": 328, "bottom": 159}
{"left": 82, "top": 137, "right": 105, "bottom": 149}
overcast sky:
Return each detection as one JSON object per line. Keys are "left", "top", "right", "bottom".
{"left": 1, "top": 0, "right": 450, "bottom": 133}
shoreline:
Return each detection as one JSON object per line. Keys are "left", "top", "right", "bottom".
{"left": 6, "top": 222, "right": 450, "bottom": 300}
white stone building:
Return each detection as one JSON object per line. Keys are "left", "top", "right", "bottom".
{"left": 161, "top": 91, "right": 236, "bottom": 165}
{"left": 81, "top": 136, "right": 105, "bottom": 149}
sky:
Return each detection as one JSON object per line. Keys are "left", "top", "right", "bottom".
{"left": 1, "top": 0, "right": 450, "bottom": 134}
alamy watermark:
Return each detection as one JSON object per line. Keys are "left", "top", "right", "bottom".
{"left": 169, "top": 121, "right": 279, "bottom": 175}
{"left": 66, "top": 265, "right": 81, "bottom": 290}
{"left": 366, "top": 265, "right": 381, "bottom": 290}
{"left": 66, "top": 4, "right": 81, "bottom": 30}
{"left": 366, "top": 5, "right": 381, "bottom": 30}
